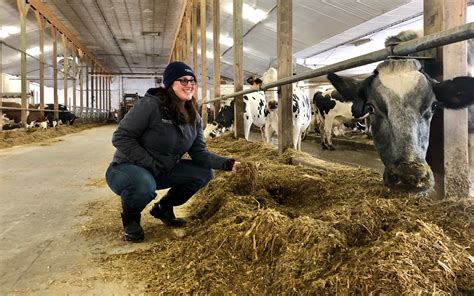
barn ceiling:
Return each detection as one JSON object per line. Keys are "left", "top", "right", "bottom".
{"left": 0, "top": 0, "right": 472, "bottom": 89}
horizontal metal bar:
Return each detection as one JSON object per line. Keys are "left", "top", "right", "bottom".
{"left": 207, "top": 22, "right": 473, "bottom": 104}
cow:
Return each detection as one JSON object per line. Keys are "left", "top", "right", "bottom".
{"left": 313, "top": 89, "right": 370, "bottom": 150}
{"left": 257, "top": 67, "right": 312, "bottom": 150}
{"left": 43, "top": 104, "right": 76, "bottom": 126}
{"left": 1, "top": 102, "right": 46, "bottom": 125}
{"left": 327, "top": 57, "right": 474, "bottom": 191}
{"left": 204, "top": 78, "right": 267, "bottom": 141}
{"left": 204, "top": 94, "right": 267, "bottom": 141}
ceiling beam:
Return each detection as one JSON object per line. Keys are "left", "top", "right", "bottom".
{"left": 26, "top": 0, "right": 109, "bottom": 73}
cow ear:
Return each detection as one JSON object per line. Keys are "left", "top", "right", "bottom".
{"left": 433, "top": 77, "right": 474, "bottom": 109}
{"left": 246, "top": 77, "right": 254, "bottom": 85}
{"left": 254, "top": 78, "right": 263, "bottom": 85}
{"left": 327, "top": 73, "right": 364, "bottom": 101}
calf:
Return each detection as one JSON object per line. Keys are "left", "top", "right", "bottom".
{"left": 313, "top": 89, "right": 370, "bottom": 150}
{"left": 258, "top": 67, "right": 312, "bottom": 150}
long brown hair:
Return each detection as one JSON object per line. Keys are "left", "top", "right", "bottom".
{"left": 161, "top": 88, "right": 198, "bottom": 124}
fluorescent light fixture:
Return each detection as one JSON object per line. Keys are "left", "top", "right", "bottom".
{"left": 27, "top": 46, "right": 41, "bottom": 55}
{"left": 221, "top": 3, "right": 267, "bottom": 24}
{"left": 0, "top": 26, "right": 20, "bottom": 39}
{"left": 242, "top": 4, "right": 266, "bottom": 23}
{"left": 206, "top": 31, "right": 234, "bottom": 47}
{"left": 26, "top": 45, "right": 52, "bottom": 56}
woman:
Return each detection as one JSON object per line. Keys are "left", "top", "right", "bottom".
{"left": 105, "top": 61, "right": 238, "bottom": 242}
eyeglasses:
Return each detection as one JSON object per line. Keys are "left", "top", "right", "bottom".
{"left": 176, "top": 78, "right": 196, "bottom": 86}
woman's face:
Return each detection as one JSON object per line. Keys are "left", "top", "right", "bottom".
{"left": 171, "top": 75, "right": 196, "bottom": 101}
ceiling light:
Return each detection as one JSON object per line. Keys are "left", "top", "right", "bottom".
{"left": 205, "top": 31, "right": 234, "bottom": 47}
{"left": 0, "top": 26, "right": 20, "bottom": 39}
{"left": 142, "top": 31, "right": 161, "bottom": 37}
{"left": 27, "top": 46, "right": 41, "bottom": 56}
{"left": 242, "top": 4, "right": 267, "bottom": 23}
{"left": 145, "top": 53, "right": 160, "bottom": 57}
{"left": 350, "top": 38, "right": 372, "bottom": 46}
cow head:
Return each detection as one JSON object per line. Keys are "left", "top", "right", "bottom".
{"left": 257, "top": 67, "right": 279, "bottom": 110}
{"left": 328, "top": 59, "right": 474, "bottom": 191}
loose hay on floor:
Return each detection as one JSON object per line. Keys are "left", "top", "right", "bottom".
{"left": 0, "top": 123, "right": 106, "bottom": 149}
{"left": 81, "top": 135, "right": 474, "bottom": 295}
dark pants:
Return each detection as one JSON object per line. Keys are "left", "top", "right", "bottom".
{"left": 105, "top": 159, "right": 213, "bottom": 211}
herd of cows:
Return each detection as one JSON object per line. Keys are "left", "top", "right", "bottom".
{"left": 1, "top": 102, "right": 77, "bottom": 130}
{"left": 204, "top": 30, "right": 474, "bottom": 191}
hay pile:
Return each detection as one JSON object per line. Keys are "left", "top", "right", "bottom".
{"left": 83, "top": 135, "right": 474, "bottom": 294}
{"left": 0, "top": 123, "right": 106, "bottom": 149}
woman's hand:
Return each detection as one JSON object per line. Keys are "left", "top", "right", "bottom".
{"left": 231, "top": 161, "right": 241, "bottom": 172}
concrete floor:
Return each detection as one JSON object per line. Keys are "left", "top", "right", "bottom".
{"left": 0, "top": 126, "right": 131, "bottom": 294}
{"left": 0, "top": 125, "right": 471, "bottom": 294}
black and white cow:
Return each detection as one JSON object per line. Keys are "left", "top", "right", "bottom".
{"left": 44, "top": 104, "right": 76, "bottom": 126}
{"left": 328, "top": 57, "right": 474, "bottom": 190}
{"left": 313, "top": 89, "right": 370, "bottom": 150}
{"left": 258, "top": 67, "right": 312, "bottom": 150}
{"left": 203, "top": 88, "right": 267, "bottom": 141}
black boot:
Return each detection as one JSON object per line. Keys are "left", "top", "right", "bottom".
{"left": 121, "top": 203, "right": 144, "bottom": 242}
{"left": 149, "top": 202, "right": 186, "bottom": 227}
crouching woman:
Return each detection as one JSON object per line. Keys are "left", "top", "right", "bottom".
{"left": 105, "top": 61, "right": 238, "bottom": 242}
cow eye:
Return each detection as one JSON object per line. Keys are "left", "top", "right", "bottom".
{"left": 366, "top": 103, "right": 375, "bottom": 114}
{"left": 431, "top": 101, "right": 441, "bottom": 112}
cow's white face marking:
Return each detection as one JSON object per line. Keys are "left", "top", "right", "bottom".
{"left": 378, "top": 67, "right": 422, "bottom": 100}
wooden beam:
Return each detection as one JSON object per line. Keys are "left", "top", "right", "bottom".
{"left": 186, "top": 3, "right": 192, "bottom": 66}
{"left": 62, "top": 35, "right": 69, "bottom": 108}
{"left": 71, "top": 46, "right": 77, "bottom": 108}
{"left": 51, "top": 25, "right": 59, "bottom": 120}
{"left": 169, "top": 0, "right": 188, "bottom": 63}
{"left": 18, "top": 0, "right": 30, "bottom": 126}
{"left": 233, "top": 0, "right": 245, "bottom": 138}
{"left": 213, "top": 0, "right": 221, "bottom": 115}
{"left": 192, "top": 0, "right": 199, "bottom": 99}
{"left": 35, "top": 10, "right": 45, "bottom": 111}
{"left": 201, "top": 0, "right": 208, "bottom": 127}
{"left": 27, "top": 0, "right": 109, "bottom": 73}
{"left": 78, "top": 49, "right": 84, "bottom": 116}
{"left": 277, "top": 0, "right": 293, "bottom": 153}
{"left": 425, "top": 0, "right": 469, "bottom": 198}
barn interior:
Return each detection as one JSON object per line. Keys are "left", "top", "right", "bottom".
{"left": 1, "top": 0, "right": 474, "bottom": 294}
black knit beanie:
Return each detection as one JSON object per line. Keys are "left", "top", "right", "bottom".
{"left": 163, "top": 61, "right": 196, "bottom": 89}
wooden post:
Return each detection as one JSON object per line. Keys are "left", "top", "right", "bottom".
{"left": 201, "top": 0, "right": 208, "bottom": 127}
{"left": 233, "top": 0, "right": 245, "bottom": 138}
{"left": 95, "top": 65, "right": 98, "bottom": 114}
{"left": 17, "top": 0, "right": 30, "bottom": 126}
{"left": 213, "top": 0, "right": 221, "bottom": 115}
{"left": 186, "top": 4, "right": 192, "bottom": 66}
{"left": 192, "top": 0, "right": 198, "bottom": 99}
{"left": 90, "top": 62, "right": 95, "bottom": 113}
{"left": 62, "top": 35, "right": 69, "bottom": 108}
{"left": 71, "top": 46, "right": 77, "bottom": 110}
{"left": 425, "top": 0, "right": 469, "bottom": 198}
{"left": 79, "top": 49, "right": 84, "bottom": 118}
{"left": 0, "top": 33, "right": 3, "bottom": 131}
{"left": 51, "top": 26, "right": 59, "bottom": 120}
{"left": 277, "top": 0, "right": 293, "bottom": 153}
{"left": 35, "top": 11, "right": 45, "bottom": 112}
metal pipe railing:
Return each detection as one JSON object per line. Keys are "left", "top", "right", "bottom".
{"left": 206, "top": 22, "right": 473, "bottom": 105}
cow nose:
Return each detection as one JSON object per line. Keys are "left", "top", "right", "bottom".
{"left": 395, "top": 161, "right": 434, "bottom": 190}
{"left": 268, "top": 101, "right": 278, "bottom": 110}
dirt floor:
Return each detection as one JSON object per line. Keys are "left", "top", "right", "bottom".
{"left": 1, "top": 126, "right": 473, "bottom": 294}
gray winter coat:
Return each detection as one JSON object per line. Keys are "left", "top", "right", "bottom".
{"left": 111, "top": 88, "right": 231, "bottom": 178}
